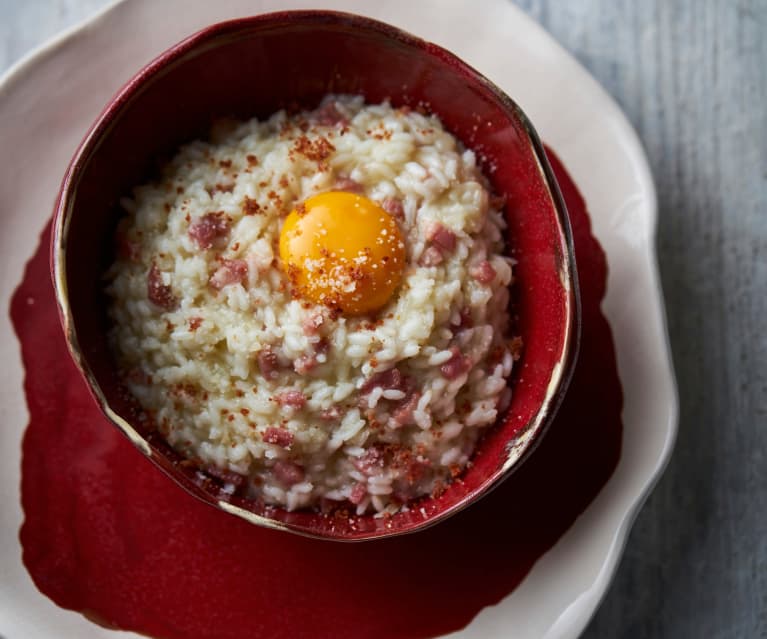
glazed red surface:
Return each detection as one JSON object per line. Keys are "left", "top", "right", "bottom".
{"left": 13, "top": 152, "right": 621, "bottom": 639}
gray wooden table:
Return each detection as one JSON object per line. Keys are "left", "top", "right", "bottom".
{"left": 1, "top": 1, "right": 765, "bottom": 637}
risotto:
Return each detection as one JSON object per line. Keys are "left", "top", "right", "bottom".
{"left": 105, "top": 95, "right": 516, "bottom": 515}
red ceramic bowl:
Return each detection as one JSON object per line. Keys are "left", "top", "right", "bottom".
{"left": 52, "top": 11, "right": 579, "bottom": 541}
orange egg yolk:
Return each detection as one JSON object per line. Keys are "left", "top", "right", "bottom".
{"left": 279, "top": 191, "right": 406, "bottom": 315}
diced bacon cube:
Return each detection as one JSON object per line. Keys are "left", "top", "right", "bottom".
{"left": 293, "top": 355, "right": 317, "bottom": 375}
{"left": 389, "top": 392, "right": 421, "bottom": 429}
{"left": 274, "top": 390, "right": 307, "bottom": 409}
{"left": 360, "top": 367, "right": 409, "bottom": 395}
{"left": 427, "top": 222, "right": 457, "bottom": 253}
{"left": 470, "top": 260, "right": 497, "bottom": 284}
{"left": 419, "top": 246, "right": 444, "bottom": 267}
{"left": 273, "top": 460, "right": 305, "bottom": 486}
{"left": 188, "top": 212, "right": 230, "bottom": 249}
{"left": 263, "top": 427, "right": 294, "bottom": 448}
{"left": 302, "top": 312, "right": 324, "bottom": 335}
{"left": 209, "top": 259, "right": 248, "bottom": 290}
{"left": 314, "top": 337, "right": 330, "bottom": 356}
{"left": 381, "top": 197, "right": 404, "bottom": 220}
{"left": 312, "top": 101, "right": 348, "bottom": 127}
{"left": 206, "top": 466, "right": 248, "bottom": 489}
{"left": 440, "top": 346, "right": 471, "bottom": 380}
{"left": 352, "top": 446, "right": 385, "bottom": 474}
{"left": 349, "top": 482, "right": 368, "bottom": 505}
{"left": 320, "top": 405, "right": 342, "bottom": 421}
{"left": 334, "top": 176, "right": 364, "bottom": 193}
{"left": 257, "top": 348, "right": 280, "bottom": 380}
{"left": 147, "top": 263, "right": 177, "bottom": 310}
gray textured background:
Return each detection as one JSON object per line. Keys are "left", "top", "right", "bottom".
{"left": 1, "top": 1, "right": 765, "bottom": 637}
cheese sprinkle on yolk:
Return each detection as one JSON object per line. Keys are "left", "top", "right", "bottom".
{"left": 279, "top": 191, "right": 406, "bottom": 315}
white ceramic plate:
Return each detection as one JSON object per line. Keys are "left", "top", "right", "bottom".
{"left": 0, "top": 1, "right": 678, "bottom": 637}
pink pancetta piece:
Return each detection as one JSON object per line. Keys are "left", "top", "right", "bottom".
{"left": 257, "top": 348, "right": 280, "bottom": 380}
{"left": 116, "top": 231, "right": 140, "bottom": 262}
{"left": 147, "top": 263, "right": 177, "bottom": 310}
{"left": 428, "top": 222, "right": 457, "bottom": 252}
{"left": 352, "top": 446, "right": 385, "bottom": 474}
{"left": 389, "top": 391, "right": 421, "bottom": 429}
{"left": 314, "top": 337, "right": 330, "bottom": 356}
{"left": 440, "top": 346, "right": 471, "bottom": 380}
{"left": 262, "top": 427, "right": 294, "bottom": 448}
{"left": 349, "top": 482, "right": 368, "bottom": 505}
{"left": 274, "top": 390, "right": 307, "bottom": 409}
{"left": 312, "top": 101, "right": 348, "bottom": 127}
{"left": 293, "top": 355, "right": 318, "bottom": 375}
{"left": 209, "top": 259, "right": 248, "bottom": 290}
{"left": 273, "top": 460, "right": 305, "bottom": 486}
{"left": 360, "top": 367, "right": 409, "bottom": 395}
{"left": 206, "top": 466, "right": 248, "bottom": 489}
{"left": 302, "top": 312, "right": 324, "bottom": 335}
{"left": 419, "top": 246, "right": 444, "bottom": 267}
{"left": 470, "top": 260, "right": 497, "bottom": 284}
{"left": 320, "top": 405, "right": 342, "bottom": 421}
{"left": 334, "top": 176, "right": 364, "bottom": 193}
{"left": 188, "top": 212, "right": 230, "bottom": 249}
{"left": 381, "top": 197, "right": 404, "bottom": 220}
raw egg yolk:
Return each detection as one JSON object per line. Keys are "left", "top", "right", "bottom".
{"left": 279, "top": 191, "right": 406, "bottom": 315}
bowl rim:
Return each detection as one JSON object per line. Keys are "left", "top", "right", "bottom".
{"left": 51, "top": 9, "right": 580, "bottom": 541}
